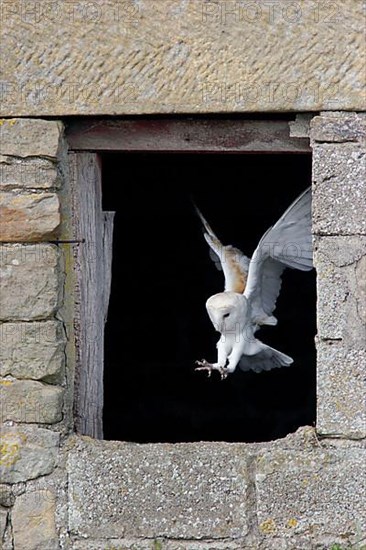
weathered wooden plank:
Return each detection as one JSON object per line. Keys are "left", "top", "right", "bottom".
{"left": 102, "top": 212, "right": 115, "bottom": 323}
{"left": 70, "top": 153, "right": 115, "bottom": 439}
{"left": 66, "top": 119, "right": 310, "bottom": 153}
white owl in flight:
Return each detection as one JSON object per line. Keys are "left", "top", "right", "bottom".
{"left": 195, "top": 188, "right": 313, "bottom": 380}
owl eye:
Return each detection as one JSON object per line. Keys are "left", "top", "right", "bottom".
{"left": 223, "top": 313, "right": 230, "bottom": 318}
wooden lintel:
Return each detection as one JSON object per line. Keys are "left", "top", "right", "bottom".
{"left": 66, "top": 119, "right": 311, "bottom": 154}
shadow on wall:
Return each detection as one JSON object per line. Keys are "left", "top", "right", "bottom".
{"left": 102, "top": 153, "right": 316, "bottom": 443}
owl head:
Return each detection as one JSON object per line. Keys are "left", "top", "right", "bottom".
{"left": 205, "top": 291, "right": 248, "bottom": 333}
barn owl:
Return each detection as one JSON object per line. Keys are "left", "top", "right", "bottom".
{"left": 195, "top": 188, "right": 313, "bottom": 379}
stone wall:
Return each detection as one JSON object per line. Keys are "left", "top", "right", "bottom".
{"left": 1, "top": 112, "right": 365, "bottom": 548}
{"left": 64, "top": 430, "right": 365, "bottom": 550}
{"left": 0, "top": 4, "right": 365, "bottom": 547}
{"left": 0, "top": 118, "right": 70, "bottom": 549}
{"left": 311, "top": 112, "right": 366, "bottom": 441}
{"left": 0, "top": 0, "right": 365, "bottom": 115}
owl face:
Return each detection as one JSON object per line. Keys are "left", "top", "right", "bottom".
{"left": 206, "top": 291, "right": 247, "bottom": 333}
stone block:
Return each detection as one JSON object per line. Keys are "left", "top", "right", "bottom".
{"left": 0, "top": 119, "right": 63, "bottom": 158}
{"left": 70, "top": 541, "right": 245, "bottom": 550}
{"left": 314, "top": 236, "right": 366, "bottom": 344}
{"left": 0, "top": 507, "right": 7, "bottom": 540}
{"left": 316, "top": 341, "right": 366, "bottom": 438}
{"left": 0, "top": 191, "right": 60, "bottom": 241}
{"left": 0, "top": 379, "right": 64, "bottom": 424}
{"left": 12, "top": 489, "right": 59, "bottom": 550}
{"left": 312, "top": 144, "right": 366, "bottom": 235}
{"left": 311, "top": 113, "right": 366, "bottom": 143}
{"left": 0, "top": 320, "right": 66, "bottom": 381}
{"left": 256, "top": 448, "right": 366, "bottom": 539}
{"left": 0, "top": 156, "right": 60, "bottom": 189}
{"left": 0, "top": 485, "right": 14, "bottom": 507}
{"left": 70, "top": 541, "right": 335, "bottom": 550}
{"left": 0, "top": 426, "right": 59, "bottom": 483}
{"left": 0, "top": 2, "right": 365, "bottom": 115}
{"left": 0, "top": 244, "right": 60, "bottom": 320}
{"left": 288, "top": 114, "right": 312, "bottom": 138}
{"left": 67, "top": 438, "right": 249, "bottom": 539}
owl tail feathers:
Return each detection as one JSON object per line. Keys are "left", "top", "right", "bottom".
{"left": 269, "top": 346, "right": 294, "bottom": 367}
{"left": 238, "top": 343, "right": 293, "bottom": 373}
{"left": 259, "top": 187, "right": 313, "bottom": 272}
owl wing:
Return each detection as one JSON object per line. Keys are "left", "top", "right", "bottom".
{"left": 244, "top": 187, "right": 313, "bottom": 326}
{"left": 195, "top": 205, "right": 250, "bottom": 294}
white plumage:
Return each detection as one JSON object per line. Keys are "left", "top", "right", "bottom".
{"left": 195, "top": 188, "right": 313, "bottom": 379}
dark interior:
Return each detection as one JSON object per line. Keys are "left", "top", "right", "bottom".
{"left": 102, "top": 152, "right": 316, "bottom": 443}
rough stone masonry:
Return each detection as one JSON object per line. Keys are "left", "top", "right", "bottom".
{"left": 0, "top": 1, "right": 365, "bottom": 545}
{"left": 0, "top": 112, "right": 365, "bottom": 549}
{"left": 0, "top": 0, "right": 365, "bottom": 116}
{"left": 0, "top": 118, "right": 67, "bottom": 549}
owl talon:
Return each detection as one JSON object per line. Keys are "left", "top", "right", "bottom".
{"left": 195, "top": 359, "right": 214, "bottom": 377}
{"left": 219, "top": 367, "right": 229, "bottom": 380}
{"left": 195, "top": 360, "right": 229, "bottom": 380}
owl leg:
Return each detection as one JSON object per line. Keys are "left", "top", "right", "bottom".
{"left": 195, "top": 339, "right": 229, "bottom": 379}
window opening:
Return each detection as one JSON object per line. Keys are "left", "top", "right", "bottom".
{"left": 101, "top": 152, "right": 316, "bottom": 443}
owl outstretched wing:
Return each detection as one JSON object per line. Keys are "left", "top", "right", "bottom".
{"left": 195, "top": 205, "right": 250, "bottom": 294}
{"left": 244, "top": 187, "right": 313, "bottom": 326}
